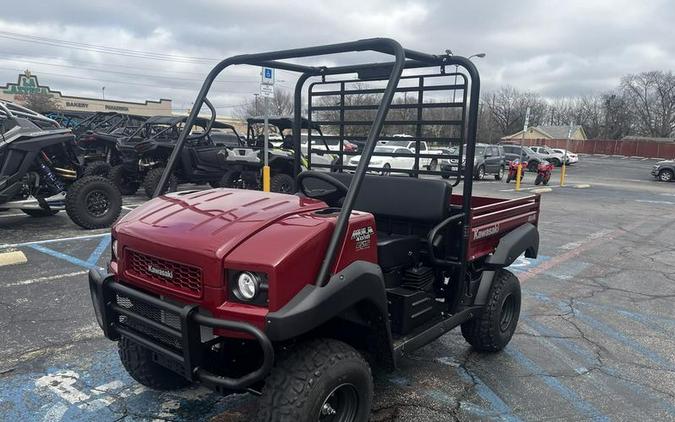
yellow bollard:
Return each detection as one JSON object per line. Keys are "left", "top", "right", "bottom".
{"left": 515, "top": 163, "right": 522, "bottom": 192}
{"left": 262, "top": 165, "right": 271, "bottom": 192}
{"left": 560, "top": 162, "right": 566, "bottom": 186}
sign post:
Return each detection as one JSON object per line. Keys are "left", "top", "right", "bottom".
{"left": 516, "top": 106, "right": 530, "bottom": 192}
{"left": 561, "top": 121, "right": 573, "bottom": 186}
{"left": 260, "top": 67, "right": 275, "bottom": 192}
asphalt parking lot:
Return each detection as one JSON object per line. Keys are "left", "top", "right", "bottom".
{"left": 1, "top": 155, "right": 674, "bottom": 421}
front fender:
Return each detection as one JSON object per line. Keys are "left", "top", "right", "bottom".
{"left": 265, "top": 260, "right": 389, "bottom": 342}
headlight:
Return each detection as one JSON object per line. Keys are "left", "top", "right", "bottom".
{"left": 111, "top": 239, "right": 118, "bottom": 260}
{"left": 234, "top": 271, "right": 261, "bottom": 301}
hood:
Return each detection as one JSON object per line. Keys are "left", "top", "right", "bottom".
{"left": 114, "top": 189, "right": 327, "bottom": 262}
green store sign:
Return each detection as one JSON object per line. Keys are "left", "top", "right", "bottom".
{"left": 3, "top": 73, "right": 51, "bottom": 95}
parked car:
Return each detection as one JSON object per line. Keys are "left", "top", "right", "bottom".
{"left": 500, "top": 144, "right": 543, "bottom": 172}
{"left": 552, "top": 148, "right": 579, "bottom": 165}
{"left": 530, "top": 146, "right": 565, "bottom": 166}
{"left": 378, "top": 138, "right": 443, "bottom": 169}
{"left": 440, "top": 144, "right": 506, "bottom": 180}
{"left": 349, "top": 145, "right": 416, "bottom": 175}
{"left": 651, "top": 160, "right": 675, "bottom": 182}
{"left": 301, "top": 136, "right": 357, "bottom": 153}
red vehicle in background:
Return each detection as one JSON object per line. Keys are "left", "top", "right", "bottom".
{"left": 88, "top": 39, "right": 541, "bottom": 421}
{"left": 535, "top": 160, "right": 554, "bottom": 185}
{"left": 505, "top": 159, "right": 525, "bottom": 183}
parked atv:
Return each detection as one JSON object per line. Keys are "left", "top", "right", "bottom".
{"left": 88, "top": 39, "right": 541, "bottom": 420}
{"left": 534, "top": 160, "right": 553, "bottom": 185}
{"left": 218, "top": 116, "right": 335, "bottom": 193}
{"left": 73, "top": 112, "right": 147, "bottom": 177}
{"left": 0, "top": 101, "right": 122, "bottom": 229}
{"left": 113, "top": 115, "right": 242, "bottom": 197}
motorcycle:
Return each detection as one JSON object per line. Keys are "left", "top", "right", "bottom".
{"left": 534, "top": 160, "right": 553, "bottom": 185}
{"left": 505, "top": 159, "right": 525, "bottom": 183}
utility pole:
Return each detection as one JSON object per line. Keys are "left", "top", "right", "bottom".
{"left": 254, "top": 93, "right": 260, "bottom": 116}
{"left": 101, "top": 86, "right": 105, "bottom": 100}
{"left": 515, "top": 106, "right": 530, "bottom": 192}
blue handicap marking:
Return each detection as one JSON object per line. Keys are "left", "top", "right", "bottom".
{"left": 264, "top": 68, "right": 272, "bottom": 79}
{"left": 508, "top": 254, "right": 550, "bottom": 273}
{"left": 25, "top": 235, "right": 111, "bottom": 271}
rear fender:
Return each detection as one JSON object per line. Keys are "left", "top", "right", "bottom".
{"left": 474, "top": 223, "right": 538, "bottom": 306}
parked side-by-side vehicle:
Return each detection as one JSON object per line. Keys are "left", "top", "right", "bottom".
{"left": 88, "top": 39, "right": 541, "bottom": 421}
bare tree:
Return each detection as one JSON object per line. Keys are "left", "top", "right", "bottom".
{"left": 15, "top": 92, "right": 61, "bottom": 114}
{"left": 484, "top": 86, "right": 548, "bottom": 138}
{"left": 620, "top": 71, "right": 675, "bottom": 137}
{"left": 235, "top": 87, "right": 295, "bottom": 119}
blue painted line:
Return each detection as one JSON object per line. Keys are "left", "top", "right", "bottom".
{"left": 86, "top": 235, "right": 111, "bottom": 266}
{"left": 28, "top": 244, "right": 100, "bottom": 270}
{"left": 528, "top": 291, "right": 675, "bottom": 370}
{"left": 455, "top": 366, "right": 523, "bottom": 422}
{"left": 506, "top": 347, "right": 609, "bottom": 421}
{"left": 525, "top": 317, "right": 675, "bottom": 417}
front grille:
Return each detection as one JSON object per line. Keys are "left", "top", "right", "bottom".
{"left": 126, "top": 250, "right": 203, "bottom": 298}
{"left": 116, "top": 294, "right": 183, "bottom": 352}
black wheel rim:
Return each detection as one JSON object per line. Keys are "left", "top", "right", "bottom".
{"left": 499, "top": 293, "right": 516, "bottom": 332}
{"left": 278, "top": 181, "right": 293, "bottom": 193}
{"left": 85, "top": 191, "right": 110, "bottom": 217}
{"left": 319, "top": 383, "right": 359, "bottom": 422}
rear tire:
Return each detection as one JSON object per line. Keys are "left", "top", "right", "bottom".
{"left": 83, "top": 161, "right": 111, "bottom": 178}
{"left": 22, "top": 208, "right": 59, "bottom": 217}
{"left": 461, "top": 269, "right": 521, "bottom": 352}
{"left": 143, "top": 167, "right": 177, "bottom": 199}
{"left": 534, "top": 174, "right": 542, "bottom": 185}
{"left": 220, "top": 169, "right": 250, "bottom": 189}
{"left": 118, "top": 337, "right": 190, "bottom": 390}
{"left": 505, "top": 174, "right": 512, "bottom": 183}
{"left": 257, "top": 338, "right": 372, "bottom": 422}
{"left": 270, "top": 173, "right": 296, "bottom": 193}
{"left": 65, "top": 176, "right": 122, "bottom": 229}
{"left": 109, "top": 165, "right": 140, "bottom": 196}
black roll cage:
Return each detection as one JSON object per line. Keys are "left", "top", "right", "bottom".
{"left": 158, "top": 38, "right": 480, "bottom": 290}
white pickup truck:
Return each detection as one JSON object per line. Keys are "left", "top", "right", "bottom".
{"left": 378, "top": 135, "right": 444, "bottom": 170}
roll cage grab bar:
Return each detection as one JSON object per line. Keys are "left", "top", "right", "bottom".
{"left": 157, "top": 38, "right": 480, "bottom": 289}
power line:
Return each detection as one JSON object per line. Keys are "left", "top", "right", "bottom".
{"left": 0, "top": 57, "right": 261, "bottom": 84}
{"left": 0, "top": 30, "right": 217, "bottom": 63}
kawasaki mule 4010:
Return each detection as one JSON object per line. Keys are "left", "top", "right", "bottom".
{"left": 89, "top": 39, "right": 540, "bottom": 421}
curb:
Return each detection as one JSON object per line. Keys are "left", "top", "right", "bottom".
{"left": 0, "top": 251, "right": 28, "bottom": 267}
{"left": 574, "top": 184, "right": 591, "bottom": 189}
{"left": 531, "top": 187, "right": 553, "bottom": 194}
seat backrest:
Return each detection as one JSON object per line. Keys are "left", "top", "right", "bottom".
{"left": 331, "top": 173, "right": 450, "bottom": 223}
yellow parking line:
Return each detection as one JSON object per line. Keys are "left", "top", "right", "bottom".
{"left": 0, "top": 251, "right": 28, "bottom": 267}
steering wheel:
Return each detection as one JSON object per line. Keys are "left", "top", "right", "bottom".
{"left": 297, "top": 171, "right": 349, "bottom": 207}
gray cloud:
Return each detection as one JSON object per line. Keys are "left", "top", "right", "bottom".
{"left": 0, "top": 0, "right": 673, "bottom": 114}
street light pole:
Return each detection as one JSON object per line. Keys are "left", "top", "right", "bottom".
{"left": 452, "top": 53, "right": 486, "bottom": 103}
{"left": 101, "top": 86, "right": 105, "bottom": 100}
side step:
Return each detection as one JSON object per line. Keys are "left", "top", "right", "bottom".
{"left": 393, "top": 306, "right": 482, "bottom": 362}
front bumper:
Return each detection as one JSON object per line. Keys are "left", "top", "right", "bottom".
{"left": 651, "top": 167, "right": 659, "bottom": 176}
{"left": 88, "top": 268, "right": 274, "bottom": 391}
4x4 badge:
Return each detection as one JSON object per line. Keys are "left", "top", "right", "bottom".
{"left": 148, "top": 265, "right": 173, "bottom": 279}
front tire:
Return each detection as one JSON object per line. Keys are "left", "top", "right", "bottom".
{"left": 534, "top": 174, "right": 542, "bottom": 185}
{"left": 257, "top": 338, "right": 372, "bottom": 422}
{"left": 65, "top": 176, "right": 122, "bottom": 229}
{"left": 118, "top": 337, "right": 190, "bottom": 390}
{"left": 475, "top": 165, "right": 485, "bottom": 180}
{"left": 461, "top": 269, "right": 521, "bottom": 352}
{"left": 270, "top": 173, "right": 296, "bottom": 193}
{"left": 659, "top": 169, "right": 674, "bottom": 182}
{"left": 143, "top": 167, "right": 178, "bottom": 198}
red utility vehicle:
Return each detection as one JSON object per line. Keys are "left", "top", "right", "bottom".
{"left": 88, "top": 39, "right": 541, "bottom": 421}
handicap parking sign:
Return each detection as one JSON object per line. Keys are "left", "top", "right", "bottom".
{"left": 262, "top": 67, "right": 274, "bottom": 85}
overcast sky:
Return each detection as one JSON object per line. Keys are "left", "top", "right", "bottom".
{"left": 0, "top": 0, "right": 673, "bottom": 115}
